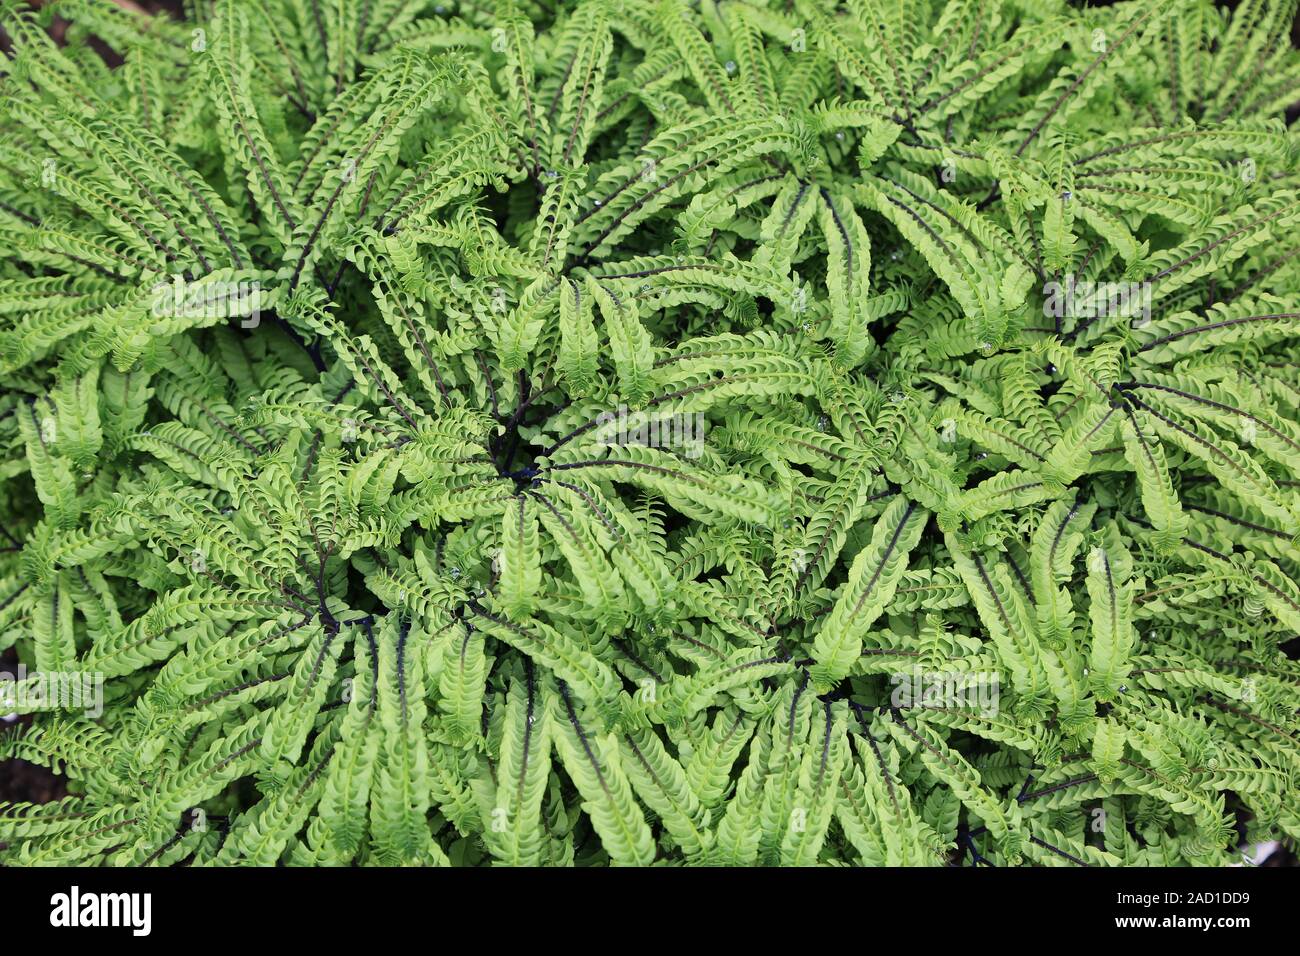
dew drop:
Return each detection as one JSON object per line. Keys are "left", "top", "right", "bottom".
{"left": 724, "top": 60, "right": 736, "bottom": 74}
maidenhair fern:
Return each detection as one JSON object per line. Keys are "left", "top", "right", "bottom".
{"left": 0, "top": 0, "right": 1298, "bottom": 868}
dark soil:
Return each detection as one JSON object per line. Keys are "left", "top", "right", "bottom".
{"left": 0, "top": 649, "right": 69, "bottom": 810}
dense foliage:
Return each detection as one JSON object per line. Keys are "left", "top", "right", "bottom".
{"left": 1, "top": 0, "right": 1298, "bottom": 867}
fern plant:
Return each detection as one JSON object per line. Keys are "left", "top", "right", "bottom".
{"left": 0, "top": 0, "right": 1298, "bottom": 867}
